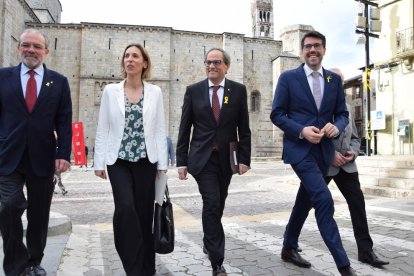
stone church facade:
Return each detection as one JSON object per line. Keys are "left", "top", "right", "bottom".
{"left": 1, "top": 0, "right": 313, "bottom": 158}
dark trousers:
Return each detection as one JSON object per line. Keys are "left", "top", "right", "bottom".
{"left": 0, "top": 152, "right": 54, "bottom": 276}
{"left": 284, "top": 145, "right": 350, "bottom": 268}
{"left": 326, "top": 169, "right": 373, "bottom": 253}
{"left": 107, "top": 158, "right": 157, "bottom": 276}
{"left": 193, "top": 151, "right": 232, "bottom": 268}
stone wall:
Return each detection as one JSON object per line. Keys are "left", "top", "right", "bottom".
{"left": 24, "top": 23, "right": 287, "bottom": 157}
{"left": 1, "top": 0, "right": 324, "bottom": 158}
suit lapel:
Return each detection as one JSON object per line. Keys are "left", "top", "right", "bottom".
{"left": 143, "top": 81, "right": 150, "bottom": 118}
{"left": 320, "top": 68, "right": 334, "bottom": 110}
{"left": 115, "top": 80, "right": 125, "bottom": 116}
{"left": 8, "top": 66, "right": 27, "bottom": 111}
{"left": 297, "top": 66, "right": 317, "bottom": 110}
{"left": 219, "top": 80, "right": 232, "bottom": 124}
{"left": 34, "top": 65, "right": 50, "bottom": 111}
{"left": 202, "top": 80, "right": 217, "bottom": 124}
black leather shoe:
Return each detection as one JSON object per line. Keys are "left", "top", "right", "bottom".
{"left": 29, "top": 265, "right": 46, "bottom": 276}
{"left": 281, "top": 248, "right": 311, "bottom": 268}
{"left": 18, "top": 268, "right": 30, "bottom": 276}
{"left": 358, "top": 250, "right": 389, "bottom": 267}
{"left": 338, "top": 266, "right": 357, "bottom": 276}
{"left": 212, "top": 265, "right": 227, "bottom": 276}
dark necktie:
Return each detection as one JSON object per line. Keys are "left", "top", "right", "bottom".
{"left": 26, "top": 70, "right": 37, "bottom": 112}
{"left": 212, "top": 85, "right": 220, "bottom": 122}
{"left": 311, "top": 71, "right": 322, "bottom": 110}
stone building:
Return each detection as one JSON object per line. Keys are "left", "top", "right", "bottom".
{"left": 1, "top": 0, "right": 314, "bottom": 158}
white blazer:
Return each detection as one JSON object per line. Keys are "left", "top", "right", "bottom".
{"left": 94, "top": 80, "right": 168, "bottom": 170}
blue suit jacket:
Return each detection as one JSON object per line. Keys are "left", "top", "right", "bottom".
{"left": 176, "top": 78, "right": 251, "bottom": 176}
{"left": 0, "top": 64, "right": 72, "bottom": 176}
{"left": 270, "top": 64, "right": 349, "bottom": 167}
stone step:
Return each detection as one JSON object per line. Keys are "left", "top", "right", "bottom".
{"left": 378, "top": 178, "right": 414, "bottom": 189}
{"left": 358, "top": 167, "right": 414, "bottom": 179}
{"left": 357, "top": 156, "right": 414, "bottom": 169}
{"left": 361, "top": 185, "right": 414, "bottom": 199}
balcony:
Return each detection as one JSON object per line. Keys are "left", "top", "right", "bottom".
{"left": 396, "top": 27, "right": 414, "bottom": 59}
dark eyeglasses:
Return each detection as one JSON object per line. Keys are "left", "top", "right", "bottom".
{"left": 204, "top": 60, "right": 222, "bottom": 66}
{"left": 303, "top": 43, "right": 323, "bottom": 51}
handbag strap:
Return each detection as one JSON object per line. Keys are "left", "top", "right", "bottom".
{"left": 164, "top": 185, "right": 171, "bottom": 204}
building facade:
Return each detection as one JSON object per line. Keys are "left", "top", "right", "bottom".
{"left": 2, "top": 0, "right": 317, "bottom": 158}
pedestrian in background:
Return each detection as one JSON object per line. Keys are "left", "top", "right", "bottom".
{"left": 94, "top": 43, "right": 168, "bottom": 276}
{"left": 0, "top": 28, "right": 72, "bottom": 276}
{"left": 80, "top": 146, "right": 88, "bottom": 168}
{"left": 167, "top": 136, "right": 176, "bottom": 166}
{"left": 325, "top": 68, "right": 389, "bottom": 267}
{"left": 176, "top": 47, "right": 251, "bottom": 276}
{"left": 270, "top": 31, "right": 357, "bottom": 276}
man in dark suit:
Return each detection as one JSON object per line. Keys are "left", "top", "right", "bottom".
{"left": 176, "top": 48, "right": 251, "bottom": 276}
{"left": 325, "top": 69, "right": 388, "bottom": 267}
{"left": 270, "top": 31, "right": 357, "bottom": 276}
{"left": 0, "top": 29, "right": 72, "bottom": 276}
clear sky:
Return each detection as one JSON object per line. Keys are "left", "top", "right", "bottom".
{"left": 59, "top": 0, "right": 368, "bottom": 78}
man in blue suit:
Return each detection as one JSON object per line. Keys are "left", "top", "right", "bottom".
{"left": 0, "top": 29, "right": 72, "bottom": 276}
{"left": 270, "top": 31, "right": 356, "bottom": 276}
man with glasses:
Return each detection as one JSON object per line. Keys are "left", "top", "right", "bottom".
{"left": 0, "top": 29, "right": 72, "bottom": 276}
{"left": 176, "top": 48, "right": 251, "bottom": 276}
{"left": 270, "top": 31, "right": 357, "bottom": 275}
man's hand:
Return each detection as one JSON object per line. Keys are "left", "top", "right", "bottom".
{"left": 332, "top": 151, "right": 355, "bottom": 167}
{"left": 301, "top": 126, "right": 325, "bottom": 144}
{"left": 321, "top": 123, "right": 339, "bottom": 138}
{"left": 55, "top": 159, "right": 71, "bottom": 174}
{"left": 178, "top": 167, "right": 188, "bottom": 180}
{"left": 238, "top": 164, "right": 250, "bottom": 175}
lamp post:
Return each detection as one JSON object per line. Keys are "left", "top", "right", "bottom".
{"left": 355, "top": 0, "right": 380, "bottom": 156}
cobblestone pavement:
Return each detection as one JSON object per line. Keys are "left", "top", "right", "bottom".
{"left": 2, "top": 161, "right": 414, "bottom": 276}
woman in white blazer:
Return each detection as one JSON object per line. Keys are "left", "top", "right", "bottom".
{"left": 94, "top": 43, "right": 168, "bottom": 276}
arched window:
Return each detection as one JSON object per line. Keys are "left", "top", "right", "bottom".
{"left": 251, "top": 90, "right": 261, "bottom": 112}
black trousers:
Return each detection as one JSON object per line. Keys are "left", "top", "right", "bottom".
{"left": 326, "top": 168, "right": 373, "bottom": 253}
{"left": 107, "top": 158, "right": 157, "bottom": 276}
{"left": 193, "top": 151, "right": 232, "bottom": 268}
{"left": 0, "top": 152, "right": 54, "bottom": 276}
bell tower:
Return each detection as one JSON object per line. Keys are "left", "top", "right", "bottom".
{"left": 251, "top": 0, "right": 274, "bottom": 39}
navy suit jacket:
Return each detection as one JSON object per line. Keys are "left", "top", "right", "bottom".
{"left": 176, "top": 78, "right": 251, "bottom": 176}
{"left": 0, "top": 64, "right": 72, "bottom": 176}
{"left": 270, "top": 64, "right": 349, "bottom": 167}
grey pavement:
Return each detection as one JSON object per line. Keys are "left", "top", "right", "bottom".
{"left": 1, "top": 161, "right": 414, "bottom": 275}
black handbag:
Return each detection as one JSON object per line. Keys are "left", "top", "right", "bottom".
{"left": 154, "top": 186, "right": 174, "bottom": 254}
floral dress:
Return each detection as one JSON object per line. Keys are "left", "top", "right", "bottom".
{"left": 118, "top": 94, "right": 147, "bottom": 161}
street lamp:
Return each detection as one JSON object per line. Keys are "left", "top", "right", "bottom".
{"left": 355, "top": 0, "right": 381, "bottom": 156}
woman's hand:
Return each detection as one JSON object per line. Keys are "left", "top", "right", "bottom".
{"left": 95, "top": 170, "right": 107, "bottom": 179}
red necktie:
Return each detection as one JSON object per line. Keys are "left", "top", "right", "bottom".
{"left": 26, "top": 70, "right": 37, "bottom": 112}
{"left": 212, "top": 86, "right": 220, "bottom": 122}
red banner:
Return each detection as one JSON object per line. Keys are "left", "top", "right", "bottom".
{"left": 72, "top": 122, "right": 86, "bottom": 165}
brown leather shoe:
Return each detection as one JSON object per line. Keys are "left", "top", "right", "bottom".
{"left": 358, "top": 250, "right": 389, "bottom": 267}
{"left": 281, "top": 248, "right": 311, "bottom": 268}
{"left": 338, "top": 266, "right": 357, "bottom": 276}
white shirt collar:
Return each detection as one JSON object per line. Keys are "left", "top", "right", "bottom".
{"left": 21, "top": 63, "right": 44, "bottom": 76}
{"left": 304, "top": 64, "right": 323, "bottom": 77}
{"left": 208, "top": 79, "right": 225, "bottom": 88}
